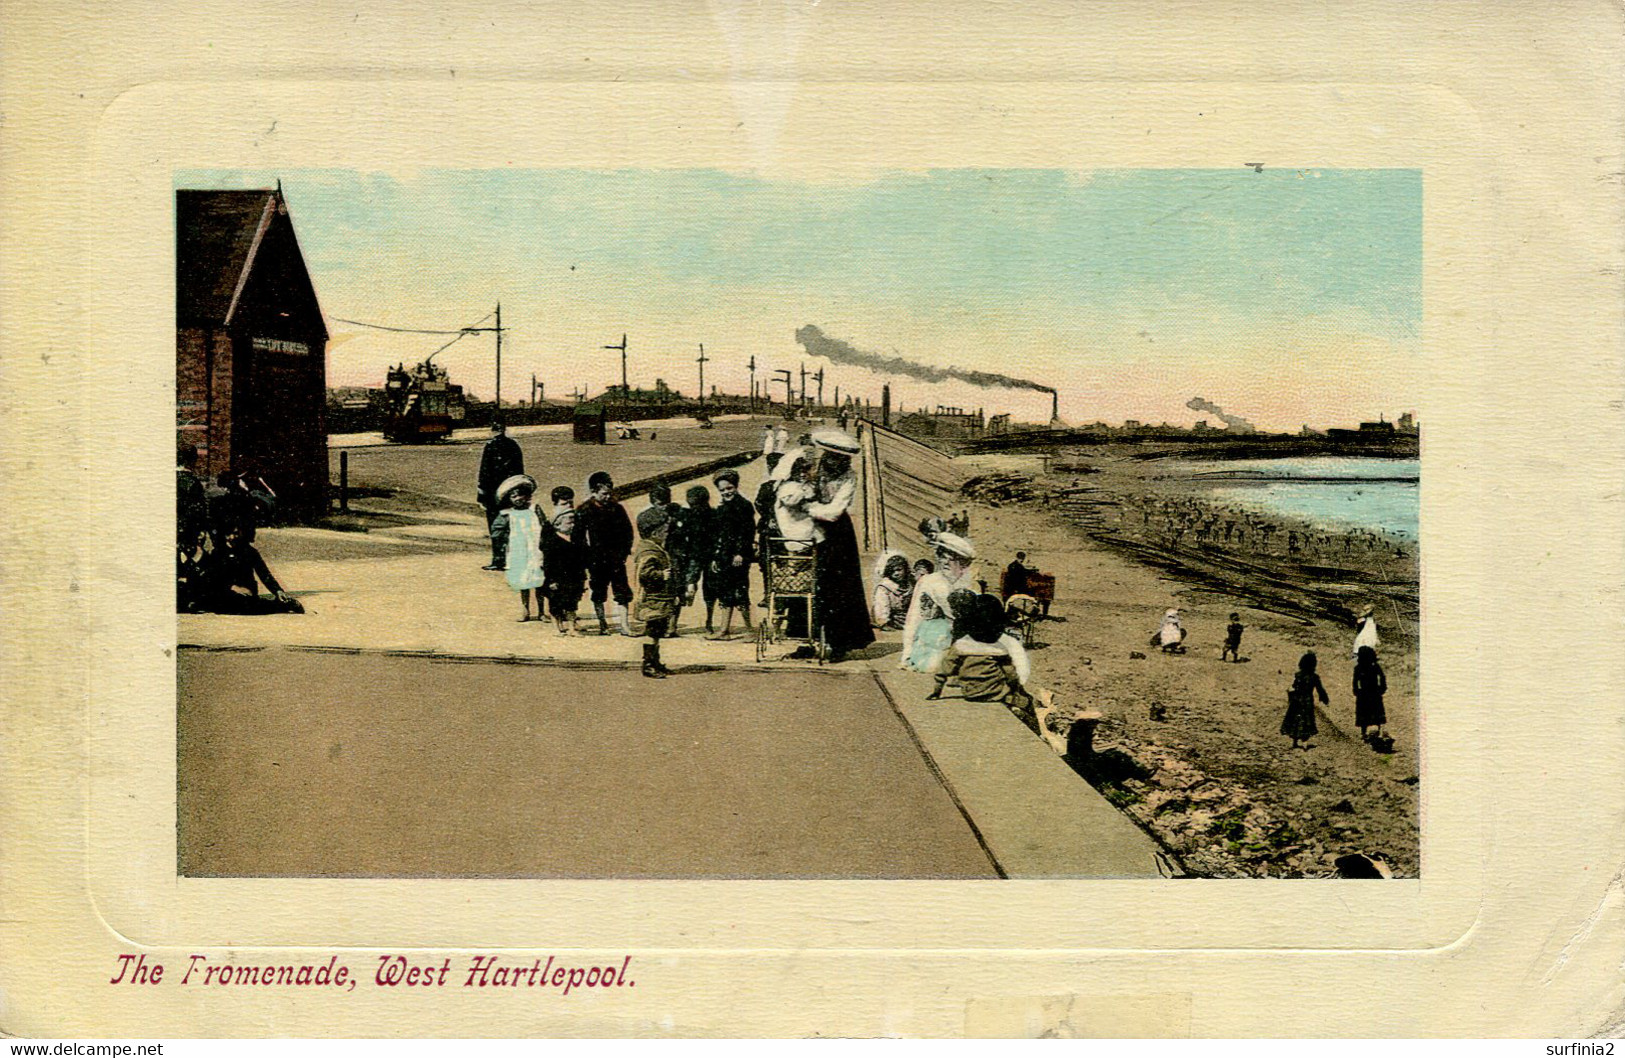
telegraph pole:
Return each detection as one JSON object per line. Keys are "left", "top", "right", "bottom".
{"left": 456, "top": 304, "right": 506, "bottom": 412}
{"left": 748, "top": 355, "right": 757, "bottom": 414}
{"left": 602, "top": 334, "right": 628, "bottom": 397}
{"left": 773, "top": 368, "right": 793, "bottom": 409}
{"left": 814, "top": 366, "right": 825, "bottom": 408}
{"left": 696, "top": 343, "right": 709, "bottom": 410}
{"left": 799, "top": 362, "right": 807, "bottom": 407}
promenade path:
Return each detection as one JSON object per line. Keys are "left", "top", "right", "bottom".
{"left": 178, "top": 418, "right": 1163, "bottom": 879}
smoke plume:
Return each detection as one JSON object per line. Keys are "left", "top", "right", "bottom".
{"left": 795, "top": 325, "right": 1056, "bottom": 399}
{"left": 1187, "top": 396, "right": 1257, "bottom": 434}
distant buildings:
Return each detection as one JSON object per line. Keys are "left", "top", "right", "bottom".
{"left": 895, "top": 405, "right": 987, "bottom": 440}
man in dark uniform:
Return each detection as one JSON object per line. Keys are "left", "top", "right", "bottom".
{"left": 476, "top": 420, "right": 525, "bottom": 570}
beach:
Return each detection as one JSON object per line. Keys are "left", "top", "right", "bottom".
{"left": 951, "top": 447, "right": 1419, "bottom": 878}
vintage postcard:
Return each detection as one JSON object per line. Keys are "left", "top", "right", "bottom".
{"left": 3, "top": 0, "right": 1623, "bottom": 1040}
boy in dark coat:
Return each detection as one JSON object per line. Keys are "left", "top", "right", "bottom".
{"left": 574, "top": 470, "right": 635, "bottom": 635}
{"left": 541, "top": 508, "right": 589, "bottom": 634}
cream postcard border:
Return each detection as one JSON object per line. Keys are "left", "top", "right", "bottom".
{"left": 2, "top": 0, "right": 1620, "bottom": 1038}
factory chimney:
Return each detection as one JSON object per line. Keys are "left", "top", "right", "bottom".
{"left": 881, "top": 384, "right": 891, "bottom": 427}
{"left": 1051, "top": 390, "right": 1059, "bottom": 423}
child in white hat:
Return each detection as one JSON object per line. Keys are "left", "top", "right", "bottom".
{"left": 489, "top": 475, "right": 546, "bottom": 621}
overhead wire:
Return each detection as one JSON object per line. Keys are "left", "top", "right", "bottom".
{"left": 328, "top": 309, "right": 499, "bottom": 335}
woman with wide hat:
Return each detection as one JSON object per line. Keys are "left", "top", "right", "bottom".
{"left": 803, "top": 429, "right": 875, "bottom": 660}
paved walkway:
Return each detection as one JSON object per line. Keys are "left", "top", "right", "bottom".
{"left": 178, "top": 440, "right": 1167, "bottom": 879}
{"left": 877, "top": 671, "right": 1164, "bottom": 878}
{"left": 179, "top": 649, "right": 997, "bottom": 879}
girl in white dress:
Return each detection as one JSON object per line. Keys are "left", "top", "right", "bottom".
{"left": 490, "top": 475, "right": 546, "bottom": 621}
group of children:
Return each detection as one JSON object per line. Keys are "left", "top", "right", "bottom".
{"left": 488, "top": 471, "right": 625, "bottom": 637}
{"left": 488, "top": 466, "right": 761, "bottom": 678}
{"left": 1146, "top": 603, "right": 1390, "bottom": 750}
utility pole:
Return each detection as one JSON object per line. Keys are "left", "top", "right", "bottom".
{"left": 603, "top": 334, "right": 628, "bottom": 397}
{"left": 696, "top": 343, "right": 709, "bottom": 410}
{"left": 814, "top": 366, "right": 825, "bottom": 408}
{"left": 456, "top": 304, "right": 506, "bottom": 412}
{"left": 773, "top": 368, "right": 793, "bottom": 409}
{"left": 799, "top": 362, "right": 807, "bottom": 407}
{"left": 748, "top": 355, "right": 757, "bottom": 414}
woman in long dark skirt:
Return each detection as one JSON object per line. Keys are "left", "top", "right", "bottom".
{"left": 1282, "top": 651, "right": 1328, "bottom": 750}
{"left": 1352, "top": 644, "right": 1388, "bottom": 740}
{"left": 805, "top": 430, "right": 875, "bottom": 660}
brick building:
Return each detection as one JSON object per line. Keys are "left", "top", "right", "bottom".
{"left": 177, "top": 187, "right": 329, "bottom": 517}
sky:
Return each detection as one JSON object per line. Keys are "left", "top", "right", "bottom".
{"left": 179, "top": 167, "right": 1422, "bottom": 431}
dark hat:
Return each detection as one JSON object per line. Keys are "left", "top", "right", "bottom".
{"left": 636, "top": 505, "right": 669, "bottom": 536}
{"left": 713, "top": 469, "right": 740, "bottom": 486}
{"left": 588, "top": 471, "right": 614, "bottom": 492}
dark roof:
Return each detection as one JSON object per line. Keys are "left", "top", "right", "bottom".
{"left": 176, "top": 189, "right": 278, "bottom": 326}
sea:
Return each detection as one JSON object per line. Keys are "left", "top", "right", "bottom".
{"left": 1180, "top": 457, "right": 1419, "bottom": 542}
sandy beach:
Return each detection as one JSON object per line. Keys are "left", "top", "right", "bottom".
{"left": 947, "top": 448, "right": 1420, "bottom": 878}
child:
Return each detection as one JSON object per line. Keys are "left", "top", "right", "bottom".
{"left": 574, "top": 471, "right": 635, "bottom": 635}
{"left": 1152, "top": 608, "right": 1187, "bottom": 654}
{"left": 679, "top": 484, "right": 716, "bottom": 631}
{"left": 196, "top": 523, "right": 303, "bottom": 615}
{"left": 1353, "top": 644, "right": 1388, "bottom": 742}
{"left": 549, "top": 485, "right": 575, "bottom": 517}
{"left": 929, "top": 591, "right": 1033, "bottom": 707}
{"left": 871, "top": 552, "right": 915, "bottom": 630}
{"left": 1221, "top": 612, "right": 1245, "bottom": 662}
{"left": 709, "top": 469, "right": 757, "bottom": 640}
{"left": 489, "top": 475, "right": 545, "bottom": 621}
{"left": 1282, "top": 651, "right": 1329, "bottom": 749}
{"left": 633, "top": 505, "right": 679, "bottom": 678}
{"left": 542, "top": 508, "right": 588, "bottom": 634}
{"left": 771, "top": 448, "right": 818, "bottom": 553}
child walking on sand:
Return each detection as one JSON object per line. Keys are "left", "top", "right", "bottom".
{"left": 1282, "top": 651, "right": 1329, "bottom": 749}
{"left": 489, "top": 475, "right": 545, "bottom": 622}
{"left": 1353, "top": 644, "right": 1388, "bottom": 742}
{"left": 1221, "top": 612, "right": 1245, "bottom": 662}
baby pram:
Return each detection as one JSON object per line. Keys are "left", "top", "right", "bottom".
{"left": 755, "top": 533, "right": 828, "bottom": 663}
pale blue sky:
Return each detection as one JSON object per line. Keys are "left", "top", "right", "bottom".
{"left": 180, "top": 167, "right": 1421, "bottom": 428}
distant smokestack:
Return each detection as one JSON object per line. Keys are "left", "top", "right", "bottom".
{"left": 1051, "top": 391, "right": 1059, "bottom": 422}
{"left": 882, "top": 384, "right": 891, "bottom": 427}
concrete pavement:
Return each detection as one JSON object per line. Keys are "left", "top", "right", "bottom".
{"left": 177, "top": 429, "right": 1170, "bottom": 879}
